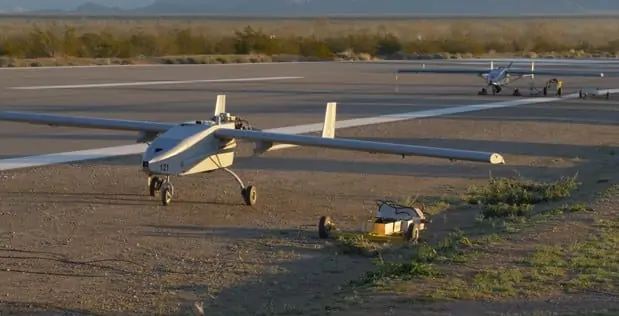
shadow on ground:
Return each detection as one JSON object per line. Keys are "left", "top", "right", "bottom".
{"left": 0, "top": 302, "right": 107, "bottom": 316}
{"left": 139, "top": 224, "right": 375, "bottom": 315}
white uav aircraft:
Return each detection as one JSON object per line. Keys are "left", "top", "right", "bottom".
{"left": 0, "top": 95, "right": 505, "bottom": 206}
{"left": 397, "top": 61, "right": 615, "bottom": 96}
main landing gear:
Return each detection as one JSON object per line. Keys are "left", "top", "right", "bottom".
{"left": 478, "top": 85, "right": 502, "bottom": 96}
{"left": 147, "top": 168, "right": 257, "bottom": 207}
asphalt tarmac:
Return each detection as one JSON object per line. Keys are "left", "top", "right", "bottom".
{"left": 2, "top": 59, "right": 619, "bottom": 315}
{"left": 1, "top": 59, "right": 619, "bottom": 160}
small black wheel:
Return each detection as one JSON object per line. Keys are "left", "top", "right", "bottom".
{"left": 242, "top": 185, "right": 257, "bottom": 206}
{"left": 318, "top": 216, "right": 335, "bottom": 239}
{"left": 404, "top": 224, "right": 419, "bottom": 243}
{"left": 160, "top": 184, "right": 172, "bottom": 206}
{"left": 149, "top": 177, "right": 160, "bottom": 197}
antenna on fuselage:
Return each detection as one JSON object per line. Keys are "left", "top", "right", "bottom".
{"left": 490, "top": 60, "right": 494, "bottom": 70}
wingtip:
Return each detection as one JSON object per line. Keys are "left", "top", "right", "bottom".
{"left": 490, "top": 153, "right": 506, "bottom": 164}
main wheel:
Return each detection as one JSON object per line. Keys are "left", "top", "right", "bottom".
{"left": 318, "top": 216, "right": 335, "bottom": 239}
{"left": 404, "top": 224, "right": 419, "bottom": 243}
{"left": 149, "top": 176, "right": 161, "bottom": 197}
{"left": 242, "top": 185, "right": 257, "bottom": 206}
{"left": 160, "top": 183, "right": 173, "bottom": 206}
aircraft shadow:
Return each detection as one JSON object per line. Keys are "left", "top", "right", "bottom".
{"left": 0, "top": 190, "right": 241, "bottom": 207}
{"left": 0, "top": 247, "right": 147, "bottom": 316}
{"left": 0, "top": 302, "right": 104, "bottom": 316}
{"left": 233, "top": 156, "right": 543, "bottom": 179}
{"left": 347, "top": 137, "right": 619, "bottom": 160}
{"left": 137, "top": 224, "right": 374, "bottom": 315}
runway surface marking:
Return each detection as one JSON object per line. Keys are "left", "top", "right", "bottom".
{"left": 4, "top": 88, "right": 618, "bottom": 171}
{"left": 8, "top": 76, "right": 304, "bottom": 90}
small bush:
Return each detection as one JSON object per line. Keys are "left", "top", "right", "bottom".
{"left": 355, "top": 230, "right": 471, "bottom": 285}
{"left": 466, "top": 175, "right": 580, "bottom": 219}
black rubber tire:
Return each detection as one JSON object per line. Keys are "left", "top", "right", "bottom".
{"left": 318, "top": 216, "right": 334, "bottom": 239}
{"left": 161, "top": 186, "right": 172, "bottom": 206}
{"left": 404, "top": 224, "right": 418, "bottom": 243}
{"left": 242, "top": 185, "right": 257, "bottom": 206}
{"left": 149, "top": 177, "right": 160, "bottom": 197}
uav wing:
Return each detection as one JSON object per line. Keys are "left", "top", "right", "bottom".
{"left": 214, "top": 102, "right": 505, "bottom": 165}
{"left": 509, "top": 69, "right": 619, "bottom": 77}
{"left": 0, "top": 111, "right": 174, "bottom": 133}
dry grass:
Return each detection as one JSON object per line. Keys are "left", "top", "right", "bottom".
{"left": 331, "top": 176, "right": 619, "bottom": 315}
{"left": 1, "top": 17, "right": 619, "bottom": 66}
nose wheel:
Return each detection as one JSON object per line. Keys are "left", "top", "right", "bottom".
{"left": 148, "top": 176, "right": 163, "bottom": 197}
{"left": 160, "top": 180, "right": 174, "bottom": 206}
{"left": 147, "top": 175, "right": 175, "bottom": 206}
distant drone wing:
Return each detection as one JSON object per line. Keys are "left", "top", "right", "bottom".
{"left": 509, "top": 69, "right": 618, "bottom": 77}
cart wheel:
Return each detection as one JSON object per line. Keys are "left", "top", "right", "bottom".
{"left": 404, "top": 224, "right": 419, "bottom": 243}
{"left": 318, "top": 216, "right": 335, "bottom": 239}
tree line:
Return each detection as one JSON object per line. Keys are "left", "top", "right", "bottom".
{"left": 1, "top": 24, "right": 618, "bottom": 59}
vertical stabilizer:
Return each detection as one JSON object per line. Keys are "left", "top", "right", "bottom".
{"left": 531, "top": 61, "right": 535, "bottom": 79}
{"left": 490, "top": 60, "right": 494, "bottom": 70}
{"left": 214, "top": 94, "right": 226, "bottom": 116}
{"left": 322, "top": 102, "right": 336, "bottom": 138}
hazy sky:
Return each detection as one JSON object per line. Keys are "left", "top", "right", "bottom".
{"left": 0, "top": 0, "right": 155, "bottom": 11}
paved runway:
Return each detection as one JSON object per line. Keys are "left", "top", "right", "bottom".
{"left": 3, "top": 59, "right": 619, "bottom": 315}
{"left": 0, "top": 59, "right": 619, "bottom": 160}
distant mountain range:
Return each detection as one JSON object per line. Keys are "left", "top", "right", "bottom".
{"left": 3, "top": 0, "right": 619, "bottom": 16}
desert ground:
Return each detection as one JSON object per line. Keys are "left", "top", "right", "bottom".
{"left": 0, "top": 60, "right": 618, "bottom": 315}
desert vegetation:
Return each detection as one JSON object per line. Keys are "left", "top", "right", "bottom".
{"left": 328, "top": 174, "right": 618, "bottom": 314}
{"left": 1, "top": 17, "right": 619, "bottom": 66}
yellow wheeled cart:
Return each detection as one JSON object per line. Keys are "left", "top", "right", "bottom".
{"left": 543, "top": 78, "right": 564, "bottom": 96}
{"left": 318, "top": 199, "right": 431, "bottom": 243}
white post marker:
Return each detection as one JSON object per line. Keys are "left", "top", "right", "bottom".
{"left": 1, "top": 89, "right": 618, "bottom": 171}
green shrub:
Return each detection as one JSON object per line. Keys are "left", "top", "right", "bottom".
{"left": 466, "top": 175, "right": 580, "bottom": 219}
